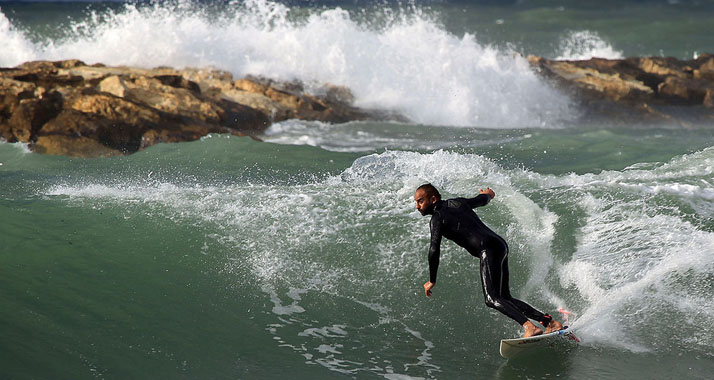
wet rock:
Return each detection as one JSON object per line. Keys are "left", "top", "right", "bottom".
{"left": 528, "top": 53, "right": 714, "bottom": 125}
{"left": 8, "top": 91, "right": 63, "bottom": 142}
{"left": 34, "top": 135, "right": 122, "bottom": 157}
{"left": 657, "top": 76, "right": 709, "bottom": 105}
{"left": 39, "top": 109, "right": 144, "bottom": 153}
{"left": 229, "top": 76, "right": 388, "bottom": 123}
{"left": 97, "top": 75, "right": 128, "bottom": 98}
{"left": 1, "top": 60, "right": 402, "bottom": 157}
{"left": 694, "top": 56, "right": 714, "bottom": 80}
{"left": 0, "top": 77, "right": 37, "bottom": 141}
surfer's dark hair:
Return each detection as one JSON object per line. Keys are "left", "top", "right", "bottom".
{"left": 416, "top": 183, "right": 441, "bottom": 200}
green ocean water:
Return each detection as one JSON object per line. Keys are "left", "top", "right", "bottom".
{"left": 3, "top": 0, "right": 714, "bottom": 379}
{"left": 3, "top": 125, "right": 714, "bottom": 379}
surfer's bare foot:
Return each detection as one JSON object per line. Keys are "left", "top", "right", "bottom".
{"left": 522, "top": 321, "right": 543, "bottom": 338}
{"left": 544, "top": 319, "right": 563, "bottom": 334}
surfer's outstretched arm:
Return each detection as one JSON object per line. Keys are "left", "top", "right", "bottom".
{"left": 425, "top": 215, "right": 443, "bottom": 297}
{"left": 465, "top": 188, "right": 495, "bottom": 208}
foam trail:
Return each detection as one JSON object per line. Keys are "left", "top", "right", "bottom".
{"left": 0, "top": 1, "right": 574, "bottom": 128}
{"left": 545, "top": 149, "right": 714, "bottom": 353}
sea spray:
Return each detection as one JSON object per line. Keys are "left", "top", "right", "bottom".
{"left": 522, "top": 147, "right": 714, "bottom": 353}
{"left": 555, "top": 30, "right": 624, "bottom": 60}
{"left": 0, "top": 0, "right": 575, "bottom": 128}
{"left": 0, "top": 11, "right": 36, "bottom": 65}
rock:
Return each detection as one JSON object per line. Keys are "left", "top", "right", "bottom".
{"left": 221, "top": 89, "right": 294, "bottom": 121}
{"left": 59, "top": 65, "right": 143, "bottom": 82}
{"left": 138, "top": 122, "right": 230, "bottom": 150}
{"left": 694, "top": 55, "right": 714, "bottom": 81}
{"left": 231, "top": 76, "right": 382, "bottom": 123}
{"left": 181, "top": 68, "right": 235, "bottom": 93}
{"left": 69, "top": 89, "right": 161, "bottom": 125}
{"left": 638, "top": 57, "right": 690, "bottom": 78}
{"left": 657, "top": 76, "right": 710, "bottom": 105}
{"left": 0, "top": 60, "right": 404, "bottom": 157}
{"left": 39, "top": 109, "right": 144, "bottom": 153}
{"left": 118, "top": 76, "right": 224, "bottom": 124}
{"left": 235, "top": 78, "right": 270, "bottom": 94}
{"left": 322, "top": 84, "right": 355, "bottom": 105}
{"left": 218, "top": 99, "right": 271, "bottom": 132}
{"left": 10, "top": 60, "right": 85, "bottom": 89}
{"left": 33, "top": 135, "right": 122, "bottom": 157}
{"left": 97, "top": 75, "right": 128, "bottom": 98}
{"left": 153, "top": 75, "right": 201, "bottom": 93}
{"left": 528, "top": 54, "right": 714, "bottom": 124}
{"left": 527, "top": 56, "right": 654, "bottom": 102}
{"left": 0, "top": 77, "right": 37, "bottom": 141}
{"left": 8, "top": 91, "right": 62, "bottom": 142}
{"left": 704, "top": 89, "right": 714, "bottom": 108}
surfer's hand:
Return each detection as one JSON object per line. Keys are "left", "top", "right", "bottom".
{"left": 480, "top": 188, "right": 495, "bottom": 199}
{"left": 424, "top": 281, "right": 434, "bottom": 297}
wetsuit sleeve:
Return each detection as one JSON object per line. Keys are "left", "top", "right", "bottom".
{"left": 465, "top": 193, "right": 491, "bottom": 208}
{"left": 428, "top": 216, "right": 443, "bottom": 284}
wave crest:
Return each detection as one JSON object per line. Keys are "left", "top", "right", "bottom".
{"left": 0, "top": 0, "right": 575, "bottom": 128}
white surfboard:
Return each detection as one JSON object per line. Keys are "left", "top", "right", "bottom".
{"left": 499, "top": 327, "right": 580, "bottom": 359}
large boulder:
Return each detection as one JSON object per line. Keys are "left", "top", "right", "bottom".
{"left": 527, "top": 54, "right": 714, "bottom": 125}
{"left": 7, "top": 91, "right": 63, "bottom": 142}
{"left": 34, "top": 135, "right": 122, "bottom": 157}
{"left": 38, "top": 109, "right": 143, "bottom": 154}
{"left": 0, "top": 60, "right": 403, "bottom": 157}
{"left": 694, "top": 56, "right": 714, "bottom": 80}
{"left": 0, "top": 77, "right": 37, "bottom": 141}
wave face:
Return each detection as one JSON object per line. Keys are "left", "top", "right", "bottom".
{"left": 3, "top": 130, "right": 714, "bottom": 377}
{"left": 0, "top": 0, "right": 575, "bottom": 127}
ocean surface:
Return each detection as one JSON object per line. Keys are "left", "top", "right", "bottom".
{"left": 2, "top": 1, "right": 714, "bottom": 379}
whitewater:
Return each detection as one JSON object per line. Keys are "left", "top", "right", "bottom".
{"left": 2, "top": 1, "right": 714, "bottom": 379}
{"left": 1, "top": 0, "right": 591, "bottom": 127}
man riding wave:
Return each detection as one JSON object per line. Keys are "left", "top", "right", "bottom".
{"left": 414, "top": 183, "right": 562, "bottom": 337}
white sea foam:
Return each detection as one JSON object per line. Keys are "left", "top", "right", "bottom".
{"left": 523, "top": 148, "right": 714, "bottom": 352}
{"left": 44, "top": 147, "right": 714, "bottom": 355}
{"left": 370, "top": 148, "right": 714, "bottom": 353}
{"left": 562, "top": 193, "right": 714, "bottom": 352}
{"left": 0, "top": 140, "right": 34, "bottom": 155}
{"left": 0, "top": 0, "right": 574, "bottom": 128}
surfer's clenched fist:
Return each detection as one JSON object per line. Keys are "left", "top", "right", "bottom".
{"left": 479, "top": 187, "right": 495, "bottom": 199}
{"left": 424, "top": 281, "right": 434, "bottom": 297}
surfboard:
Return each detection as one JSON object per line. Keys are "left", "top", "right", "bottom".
{"left": 499, "top": 327, "right": 579, "bottom": 359}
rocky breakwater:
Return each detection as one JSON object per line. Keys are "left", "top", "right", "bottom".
{"left": 0, "top": 60, "right": 395, "bottom": 157}
{"left": 528, "top": 54, "right": 714, "bottom": 126}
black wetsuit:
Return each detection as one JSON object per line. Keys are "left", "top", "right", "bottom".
{"left": 428, "top": 194, "right": 550, "bottom": 326}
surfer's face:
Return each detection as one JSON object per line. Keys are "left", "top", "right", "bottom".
{"left": 414, "top": 189, "right": 437, "bottom": 216}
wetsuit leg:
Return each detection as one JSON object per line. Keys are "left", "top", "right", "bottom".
{"left": 478, "top": 244, "right": 550, "bottom": 326}
{"left": 498, "top": 253, "right": 550, "bottom": 324}
{"left": 479, "top": 247, "right": 529, "bottom": 325}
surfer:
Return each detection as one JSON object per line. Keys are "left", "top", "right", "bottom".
{"left": 414, "top": 184, "right": 563, "bottom": 338}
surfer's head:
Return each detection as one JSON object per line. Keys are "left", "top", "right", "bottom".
{"left": 414, "top": 183, "right": 441, "bottom": 216}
